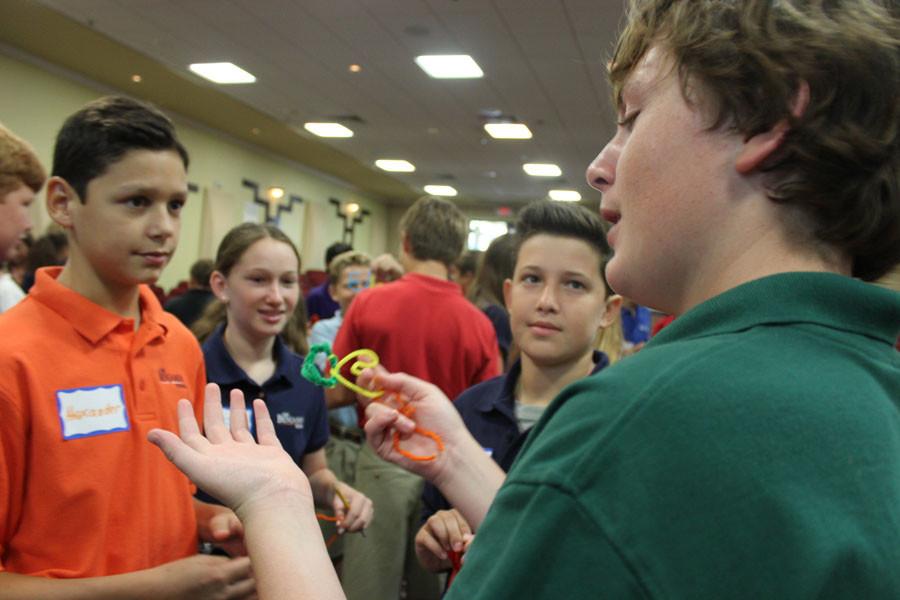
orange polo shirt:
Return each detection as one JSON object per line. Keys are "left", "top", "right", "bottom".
{"left": 0, "top": 267, "right": 205, "bottom": 577}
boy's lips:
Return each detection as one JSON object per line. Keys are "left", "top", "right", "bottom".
{"left": 136, "top": 251, "right": 170, "bottom": 266}
{"left": 600, "top": 208, "right": 621, "bottom": 225}
{"left": 601, "top": 208, "right": 622, "bottom": 248}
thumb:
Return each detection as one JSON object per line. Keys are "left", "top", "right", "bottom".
{"left": 148, "top": 428, "right": 197, "bottom": 476}
{"left": 210, "top": 510, "right": 241, "bottom": 539}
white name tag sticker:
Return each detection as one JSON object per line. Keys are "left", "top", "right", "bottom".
{"left": 57, "top": 384, "right": 129, "bottom": 440}
{"left": 222, "top": 406, "right": 255, "bottom": 435}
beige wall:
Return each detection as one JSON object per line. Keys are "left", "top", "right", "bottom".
{"left": 0, "top": 49, "right": 391, "bottom": 290}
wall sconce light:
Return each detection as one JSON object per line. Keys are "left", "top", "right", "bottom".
{"left": 243, "top": 179, "right": 303, "bottom": 224}
{"left": 330, "top": 198, "right": 370, "bottom": 245}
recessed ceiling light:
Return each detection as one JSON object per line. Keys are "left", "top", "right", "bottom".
{"left": 549, "top": 189, "right": 582, "bottom": 202}
{"left": 523, "top": 163, "right": 562, "bottom": 177}
{"left": 424, "top": 184, "right": 458, "bottom": 197}
{"left": 188, "top": 62, "right": 256, "bottom": 84}
{"left": 415, "top": 55, "right": 484, "bottom": 79}
{"left": 349, "top": 64, "right": 362, "bottom": 73}
{"left": 131, "top": 74, "right": 142, "bottom": 83}
{"left": 375, "top": 159, "right": 416, "bottom": 172}
{"left": 304, "top": 122, "right": 354, "bottom": 138}
{"left": 484, "top": 123, "right": 532, "bottom": 139}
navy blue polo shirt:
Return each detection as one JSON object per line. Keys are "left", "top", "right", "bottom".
{"left": 202, "top": 324, "right": 329, "bottom": 469}
{"left": 421, "top": 350, "right": 609, "bottom": 523}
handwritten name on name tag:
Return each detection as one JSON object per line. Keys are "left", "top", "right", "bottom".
{"left": 57, "top": 384, "right": 129, "bottom": 440}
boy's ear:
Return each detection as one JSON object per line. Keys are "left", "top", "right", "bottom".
{"left": 400, "top": 232, "right": 412, "bottom": 258}
{"left": 735, "top": 81, "right": 809, "bottom": 175}
{"left": 502, "top": 277, "right": 513, "bottom": 308}
{"left": 209, "top": 271, "right": 228, "bottom": 302}
{"left": 46, "top": 177, "right": 77, "bottom": 229}
{"left": 599, "top": 294, "right": 623, "bottom": 328}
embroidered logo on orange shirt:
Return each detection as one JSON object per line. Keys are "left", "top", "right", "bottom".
{"left": 158, "top": 368, "right": 188, "bottom": 388}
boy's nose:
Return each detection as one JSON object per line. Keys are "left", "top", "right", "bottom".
{"left": 536, "top": 285, "right": 559, "bottom": 312}
{"left": 586, "top": 139, "right": 618, "bottom": 193}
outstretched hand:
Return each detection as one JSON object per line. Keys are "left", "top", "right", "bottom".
{"left": 148, "top": 383, "right": 314, "bottom": 521}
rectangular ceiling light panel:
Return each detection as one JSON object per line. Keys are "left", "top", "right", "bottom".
{"left": 415, "top": 55, "right": 484, "bottom": 79}
{"left": 523, "top": 163, "right": 562, "bottom": 177}
{"left": 484, "top": 123, "right": 532, "bottom": 139}
{"left": 375, "top": 159, "right": 416, "bottom": 172}
{"left": 304, "top": 122, "right": 354, "bottom": 138}
{"left": 188, "top": 62, "right": 256, "bottom": 84}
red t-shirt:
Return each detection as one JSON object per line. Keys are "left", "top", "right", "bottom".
{"left": 333, "top": 273, "right": 500, "bottom": 413}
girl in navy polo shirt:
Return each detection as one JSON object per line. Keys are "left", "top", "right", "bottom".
{"left": 193, "top": 223, "right": 373, "bottom": 537}
{"left": 414, "top": 201, "right": 621, "bottom": 578}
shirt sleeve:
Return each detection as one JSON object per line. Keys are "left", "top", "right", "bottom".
{"left": 445, "top": 481, "right": 647, "bottom": 599}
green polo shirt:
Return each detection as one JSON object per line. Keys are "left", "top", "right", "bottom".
{"left": 449, "top": 272, "right": 900, "bottom": 599}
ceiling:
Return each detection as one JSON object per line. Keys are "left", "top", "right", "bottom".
{"left": 7, "top": 0, "right": 625, "bottom": 209}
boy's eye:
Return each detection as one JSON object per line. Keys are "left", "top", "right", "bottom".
{"left": 565, "top": 280, "right": 587, "bottom": 290}
{"left": 521, "top": 274, "right": 540, "bottom": 284}
{"left": 169, "top": 199, "right": 186, "bottom": 212}
{"left": 126, "top": 196, "right": 150, "bottom": 208}
{"left": 616, "top": 110, "right": 640, "bottom": 131}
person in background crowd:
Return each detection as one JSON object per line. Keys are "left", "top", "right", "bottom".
{"left": 193, "top": 223, "right": 372, "bottom": 542}
{"left": 466, "top": 234, "right": 516, "bottom": 369}
{"left": 306, "top": 241, "right": 353, "bottom": 323}
{"left": 165, "top": 258, "right": 215, "bottom": 328}
{"left": 450, "top": 250, "right": 481, "bottom": 298}
{"left": 0, "top": 122, "right": 43, "bottom": 262}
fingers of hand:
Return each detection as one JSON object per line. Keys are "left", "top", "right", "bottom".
{"left": 203, "top": 383, "right": 231, "bottom": 444}
{"left": 222, "top": 556, "right": 253, "bottom": 582}
{"left": 212, "top": 510, "right": 244, "bottom": 540}
{"left": 341, "top": 493, "right": 373, "bottom": 532}
{"left": 227, "top": 389, "right": 255, "bottom": 443}
{"left": 176, "top": 398, "right": 208, "bottom": 449}
{"left": 252, "top": 399, "right": 279, "bottom": 447}
{"left": 415, "top": 525, "right": 448, "bottom": 561}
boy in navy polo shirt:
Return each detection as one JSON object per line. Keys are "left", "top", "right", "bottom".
{"left": 414, "top": 201, "right": 621, "bottom": 575}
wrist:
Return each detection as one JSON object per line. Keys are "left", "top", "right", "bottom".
{"left": 235, "top": 484, "right": 312, "bottom": 524}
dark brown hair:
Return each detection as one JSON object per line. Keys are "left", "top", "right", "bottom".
{"left": 52, "top": 96, "right": 189, "bottom": 202}
{"left": 513, "top": 201, "right": 610, "bottom": 291}
{"left": 468, "top": 234, "right": 516, "bottom": 309}
{"left": 610, "top": 0, "right": 899, "bottom": 281}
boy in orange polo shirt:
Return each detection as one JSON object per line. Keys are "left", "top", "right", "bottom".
{"left": 0, "top": 97, "right": 255, "bottom": 598}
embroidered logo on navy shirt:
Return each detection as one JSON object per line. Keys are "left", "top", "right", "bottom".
{"left": 158, "top": 368, "right": 188, "bottom": 388}
{"left": 276, "top": 412, "right": 305, "bottom": 430}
